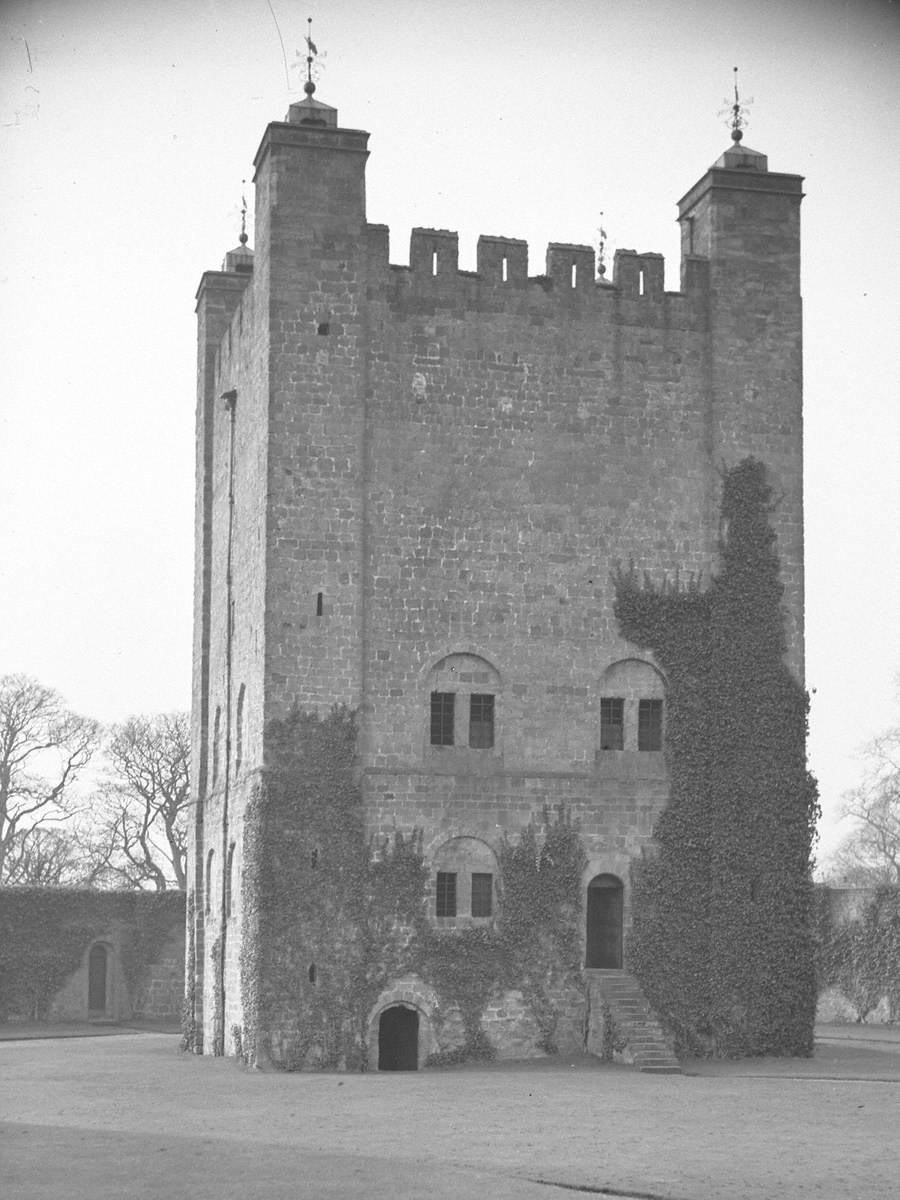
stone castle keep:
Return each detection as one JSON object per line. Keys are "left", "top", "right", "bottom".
{"left": 188, "top": 86, "right": 804, "bottom": 1068}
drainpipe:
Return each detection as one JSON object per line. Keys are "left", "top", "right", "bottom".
{"left": 217, "top": 388, "right": 237, "bottom": 1056}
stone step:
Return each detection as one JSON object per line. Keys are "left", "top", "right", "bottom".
{"left": 585, "top": 969, "right": 682, "bottom": 1075}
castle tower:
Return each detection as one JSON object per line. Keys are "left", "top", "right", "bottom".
{"left": 187, "top": 88, "right": 805, "bottom": 1065}
{"left": 678, "top": 137, "right": 805, "bottom": 670}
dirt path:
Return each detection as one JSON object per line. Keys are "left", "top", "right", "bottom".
{"left": 1, "top": 1033, "right": 898, "bottom": 1199}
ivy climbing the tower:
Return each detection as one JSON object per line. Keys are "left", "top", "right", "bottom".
{"left": 615, "top": 457, "right": 820, "bottom": 1057}
{"left": 237, "top": 703, "right": 587, "bottom": 1069}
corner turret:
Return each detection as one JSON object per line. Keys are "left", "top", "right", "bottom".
{"left": 677, "top": 136, "right": 805, "bottom": 676}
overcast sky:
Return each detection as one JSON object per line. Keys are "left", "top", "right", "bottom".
{"left": 1, "top": 0, "right": 898, "bottom": 861}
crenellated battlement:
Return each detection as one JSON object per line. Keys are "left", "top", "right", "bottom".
{"left": 364, "top": 225, "right": 708, "bottom": 321}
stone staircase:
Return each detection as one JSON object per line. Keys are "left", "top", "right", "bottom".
{"left": 585, "top": 969, "right": 681, "bottom": 1074}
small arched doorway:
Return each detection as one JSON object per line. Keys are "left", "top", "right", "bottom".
{"left": 378, "top": 1005, "right": 419, "bottom": 1071}
{"left": 88, "top": 943, "right": 108, "bottom": 1014}
{"left": 585, "top": 874, "right": 624, "bottom": 968}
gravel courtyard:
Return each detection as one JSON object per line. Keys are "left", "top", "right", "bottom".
{"left": 2, "top": 1029, "right": 898, "bottom": 1200}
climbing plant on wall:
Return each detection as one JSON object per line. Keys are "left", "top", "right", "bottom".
{"left": 239, "top": 705, "right": 427, "bottom": 1069}
{"left": 0, "top": 888, "right": 184, "bottom": 1022}
{"left": 615, "top": 457, "right": 820, "bottom": 1057}
{"left": 238, "top": 704, "right": 588, "bottom": 1069}
{"left": 815, "top": 886, "right": 900, "bottom": 1022}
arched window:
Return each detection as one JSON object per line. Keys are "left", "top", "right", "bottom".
{"left": 598, "top": 660, "right": 665, "bottom": 753}
{"left": 211, "top": 706, "right": 221, "bottom": 786}
{"left": 225, "top": 843, "right": 235, "bottom": 918}
{"left": 235, "top": 684, "right": 245, "bottom": 775}
{"left": 432, "top": 837, "right": 497, "bottom": 921}
{"left": 427, "top": 654, "right": 501, "bottom": 752}
{"left": 205, "top": 849, "right": 215, "bottom": 916}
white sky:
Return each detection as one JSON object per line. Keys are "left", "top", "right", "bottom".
{"left": 1, "top": 0, "right": 898, "bottom": 861}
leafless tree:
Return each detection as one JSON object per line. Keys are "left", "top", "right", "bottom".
{"left": 827, "top": 722, "right": 900, "bottom": 887}
{"left": 0, "top": 674, "right": 98, "bottom": 883}
{"left": 93, "top": 713, "right": 190, "bottom": 890}
{"left": 1, "top": 825, "right": 107, "bottom": 887}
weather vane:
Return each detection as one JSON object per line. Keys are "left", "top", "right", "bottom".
{"left": 723, "top": 66, "right": 752, "bottom": 142}
{"left": 597, "top": 214, "right": 608, "bottom": 279}
{"left": 304, "top": 17, "right": 319, "bottom": 95}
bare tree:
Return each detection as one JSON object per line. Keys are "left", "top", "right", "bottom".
{"left": 93, "top": 713, "right": 190, "bottom": 890}
{"left": 1, "top": 825, "right": 105, "bottom": 887}
{"left": 827, "top": 722, "right": 900, "bottom": 887}
{"left": 0, "top": 674, "right": 98, "bottom": 883}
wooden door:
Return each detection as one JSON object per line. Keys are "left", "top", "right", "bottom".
{"left": 378, "top": 1006, "right": 419, "bottom": 1070}
{"left": 88, "top": 944, "right": 107, "bottom": 1012}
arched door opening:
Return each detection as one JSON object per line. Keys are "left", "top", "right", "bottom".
{"left": 88, "top": 944, "right": 108, "bottom": 1013}
{"left": 378, "top": 1005, "right": 419, "bottom": 1070}
{"left": 585, "top": 875, "right": 624, "bottom": 968}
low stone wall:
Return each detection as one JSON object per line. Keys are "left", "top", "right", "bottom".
{"left": 0, "top": 888, "right": 185, "bottom": 1025}
{"left": 128, "top": 927, "right": 186, "bottom": 1021}
{"left": 815, "top": 885, "right": 899, "bottom": 1025}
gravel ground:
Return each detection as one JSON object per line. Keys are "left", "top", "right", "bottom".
{"left": 1, "top": 1030, "right": 898, "bottom": 1200}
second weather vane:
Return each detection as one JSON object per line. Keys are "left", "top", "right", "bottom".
{"left": 297, "top": 16, "right": 326, "bottom": 95}
{"left": 722, "top": 66, "right": 753, "bottom": 142}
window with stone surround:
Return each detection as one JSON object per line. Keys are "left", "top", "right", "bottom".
{"left": 468, "top": 694, "right": 495, "bottom": 749}
{"left": 600, "top": 697, "right": 625, "bottom": 750}
{"left": 432, "top": 838, "right": 497, "bottom": 924}
{"left": 426, "top": 654, "right": 501, "bottom": 755}
{"left": 598, "top": 660, "right": 666, "bottom": 754}
{"left": 638, "top": 699, "right": 663, "bottom": 751}
{"left": 471, "top": 872, "right": 493, "bottom": 917}
{"left": 436, "top": 871, "right": 457, "bottom": 917}
{"left": 430, "top": 692, "right": 455, "bottom": 745}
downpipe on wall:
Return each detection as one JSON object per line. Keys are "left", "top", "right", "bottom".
{"left": 216, "top": 388, "right": 237, "bottom": 1056}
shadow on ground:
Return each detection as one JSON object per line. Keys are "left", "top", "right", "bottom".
{"left": 1, "top": 1025, "right": 897, "bottom": 1199}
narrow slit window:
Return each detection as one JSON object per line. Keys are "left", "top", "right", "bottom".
{"left": 639, "top": 267, "right": 645, "bottom": 296}
{"left": 436, "top": 871, "right": 457, "bottom": 917}
{"left": 317, "top": 321, "right": 330, "bottom": 335}
{"left": 308, "top": 963, "right": 317, "bottom": 984}
{"left": 469, "top": 693, "right": 495, "bottom": 749}
{"left": 430, "top": 692, "right": 455, "bottom": 746}
{"left": 501, "top": 255, "right": 508, "bottom": 283}
{"left": 600, "top": 697, "right": 625, "bottom": 750}
{"left": 205, "top": 849, "right": 214, "bottom": 915}
{"left": 431, "top": 249, "right": 438, "bottom": 277}
{"left": 571, "top": 263, "right": 577, "bottom": 288}
{"left": 316, "top": 592, "right": 324, "bottom": 617}
{"left": 471, "top": 873, "right": 493, "bottom": 918}
{"left": 638, "top": 699, "right": 663, "bottom": 751}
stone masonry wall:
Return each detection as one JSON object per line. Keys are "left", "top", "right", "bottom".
{"left": 191, "top": 111, "right": 804, "bottom": 1060}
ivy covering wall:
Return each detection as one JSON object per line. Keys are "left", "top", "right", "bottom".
{"left": 615, "top": 458, "right": 820, "bottom": 1057}
{"left": 815, "top": 886, "right": 900, "bottom": 1022}
{"left": 0, "top": 888, "right": 184, "bottom": 1021}
{"left": 237, "top": 705, "right": 587, "bottom": 1069}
